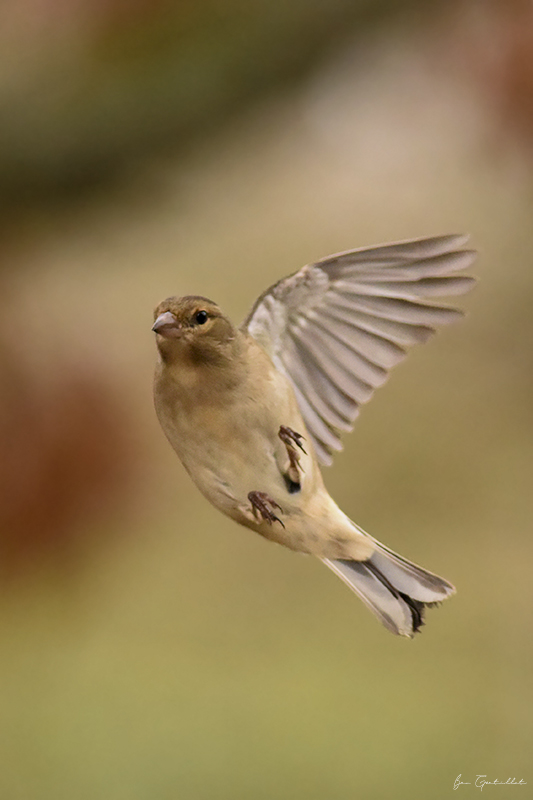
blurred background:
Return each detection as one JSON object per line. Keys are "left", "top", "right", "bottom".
{"left": 0, "top": 0, "right": 531, "bottom": 797}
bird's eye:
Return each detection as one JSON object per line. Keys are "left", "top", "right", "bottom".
{"left": 195, "top": 310, "right": 208, "bottom": 325}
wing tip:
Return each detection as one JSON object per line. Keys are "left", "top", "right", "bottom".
{"left": 313, "top": 232, "right": 474, "bottom": 267}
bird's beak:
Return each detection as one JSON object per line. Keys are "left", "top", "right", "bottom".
{"left": 152, "top": 311, "right": 181, "bottom": 337}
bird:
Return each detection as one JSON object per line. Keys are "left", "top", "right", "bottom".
{"left": 152, "top": 234, "right": 476, "bottom": 637}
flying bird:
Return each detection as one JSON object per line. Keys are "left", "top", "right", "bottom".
{"left": 152, "top": 234, "right": 476, "bottom": 637}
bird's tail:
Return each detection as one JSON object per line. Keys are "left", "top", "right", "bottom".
{"left": 322, "top": 537, "right": 455, "bottom": 637}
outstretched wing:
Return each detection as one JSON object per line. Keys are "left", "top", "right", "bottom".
{"left": 242, "top": 234, "right": 476, "bottom": 466}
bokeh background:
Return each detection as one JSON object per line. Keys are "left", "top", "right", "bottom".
{"left": 0, "top": 1, "right": 532, "bottom": 798}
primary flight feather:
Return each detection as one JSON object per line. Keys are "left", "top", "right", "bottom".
{"left": 153, "top": 234, "right": 476, "bottom": 637}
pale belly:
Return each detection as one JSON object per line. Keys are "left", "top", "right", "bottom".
{"left": 160, "top": 387, "right": 312, "bottom": 517}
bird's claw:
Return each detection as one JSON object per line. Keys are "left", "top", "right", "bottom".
{"left": 248, "top": 491, "right": 285, "bottom": 528}
{"left": 279, "top": 426, "right": 306, "bottom": 454}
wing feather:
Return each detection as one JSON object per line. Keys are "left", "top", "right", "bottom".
{"left": 322, "top": 300, "right": 435, "bottom": 346}
{"left": 327, "top": 291, "right": 466, "bottom": 325}
{"left": 280, "top": 341, "right": 355, "bottom": 432}
{"left": 310, "top": 308, "right": 407, "bottom": 369}
{"left": 289, "top": 323, "right": 376, "bottom": 404}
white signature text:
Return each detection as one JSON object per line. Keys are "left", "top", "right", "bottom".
{"left": 454, "top": 775, "right": 527, "bottom": 791}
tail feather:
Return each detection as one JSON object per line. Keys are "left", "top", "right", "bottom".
{"left": 323, "top": 539, "right": 455, "bottom": 638}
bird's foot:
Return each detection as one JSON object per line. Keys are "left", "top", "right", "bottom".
{"left": 279, "top": 426, "right": 306, "bottom": 489}
{"left": 248, "top": 491, "right": 285, "bottom": 528}
{"left": 279, "top": 426, "right": 306, "bottom": 453}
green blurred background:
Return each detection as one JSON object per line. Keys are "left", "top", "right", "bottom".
{"left": 0, "top": 0, "right": 531, "bottom": 798}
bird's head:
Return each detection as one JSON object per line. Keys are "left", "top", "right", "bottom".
{"left": 152, "top": 296, "right": 236, "bottom": 364}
